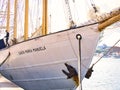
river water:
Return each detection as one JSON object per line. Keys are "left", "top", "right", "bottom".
{"left": 82, "top": 56, "right": 120, "bottom": 90}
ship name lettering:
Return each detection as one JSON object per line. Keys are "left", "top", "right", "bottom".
{"left": 18, "top": 46, "right": 46, "bottom": 55}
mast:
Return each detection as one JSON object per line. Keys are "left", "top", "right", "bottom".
{"left": 6, "top": 0, "right": 10, "bottom": 32}
{"left": 13, "top": 0, "right": 18, "bottom": 39}
{"left": 42, "top": 0, "right": 48, "bottom": 35}
{"left": 24, "top": 0, "right": 29, "bottom": 40}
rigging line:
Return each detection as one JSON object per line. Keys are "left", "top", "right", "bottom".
{"left": 29, "top": 7, "right": 34, "bottom": 35}
{"left": 84, "top": 0, "right": 93, "bottom": 10}
{"left": 35, "top": 0, "right": 40, "bottom": 30}
{"left": 17, "top": 0, "right": 24, "bottom": 37}
{"left": 89, "top": 0, "right": 98, "bottom": 13}
{"left": 67, "top": 30, "right": 89, "bottom": 69}
{"left": 0, "top": 0, "right": 3, "bottom": 10}
{"left": 1, "top": 0, "right": 6, "bottom": 10}
{"left": 90, "top": 0, "right": 94, "bottom": 5}
{"left": 62, "top": 0, "right": 68, "bottom": 24}
{"left": 85, "top": 39, "right": 120, "bottom": 79}
{"left": 0, "top": 52, "right": 10, "bottom": 67}
{"left": 67, "top": 32, "right": 77, "bottom": 58}
{"left": 92, "top": 39, "right": 120, "bottom": 67}
{"left": 65, "top": 0, "right": 72, "bottom": 21}
{"left": 31, "top": 0, "right": 38, "bottom": 32}
{"left": 76, "top": 34, "right": 82, "bottom": 90}
{"left": 0, "top": 1, "right": 7, "bottom": 27}
{"left": 71, "top": 0, "right": 80, "bottom": 25}
{"left": 0, "top": 0, "right": 6, "bottom": 21}
{"left": 67, "top": 31, "right": 88, "bottom": 71}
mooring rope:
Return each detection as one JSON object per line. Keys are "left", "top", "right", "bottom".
{"left": 85, "top": 39, "right": 120, "bottom": 79}
{"left": 0, "top": 52, "right": 10, "bottom": 67}
{"left": 76, "top": 34, "right": 83, "bottom": 90}
{"left": 93, "top": 39, "right": 120, "bottom": 66}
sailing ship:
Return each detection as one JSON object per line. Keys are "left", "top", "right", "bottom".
{"left": 0, "top": 0, "right": 120, "bottom": 90}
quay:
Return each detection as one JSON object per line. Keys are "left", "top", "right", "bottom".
{"left": 0, "top": 75, "right": 23, "bottom": 90}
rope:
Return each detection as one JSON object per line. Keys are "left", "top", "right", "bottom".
{"left": 76, "top": 34, "right": 82, "bottom": 90}
{"left": 93, "top": 39, "right": 120, "bottom": 66}
{"left": 64, "top": 0, "right": 76, "bottom": 28}
{"left": 67, "top": 32, "right": 88, "bottom": 69}
{"left": 90, "top": 0, "right": 98, "bottom": 13}
{"left": 0, "top": 52, "right": 10, "bottom": 67}
{"left": 65, "top": 0, "right": 72, "bottom": 21}
{"left": 85, "top": 39, "right": 120, "bottom": 79}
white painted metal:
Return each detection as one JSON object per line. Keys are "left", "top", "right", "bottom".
{"left": 0, "top": 23, "right": 100, "bottom": 90}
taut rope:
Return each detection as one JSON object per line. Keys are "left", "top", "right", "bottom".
{"left": 85, "top": 39, "right": 120, "bottom": 79}
{"left": 0, "top": 52, "right": 10, "bottom": 67}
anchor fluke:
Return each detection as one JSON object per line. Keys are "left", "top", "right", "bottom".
{"left": 62, "top": 63, "right": 78, "bottom": 79}
{"left": 85, "top": 65, "right": 94, "bottom": 79}
{"left": 62, "top": 63, "right": 79, "bottom": 86}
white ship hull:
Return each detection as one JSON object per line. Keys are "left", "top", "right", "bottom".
{"left": 0, "top": 24, "right": 100, "bottom": 90}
